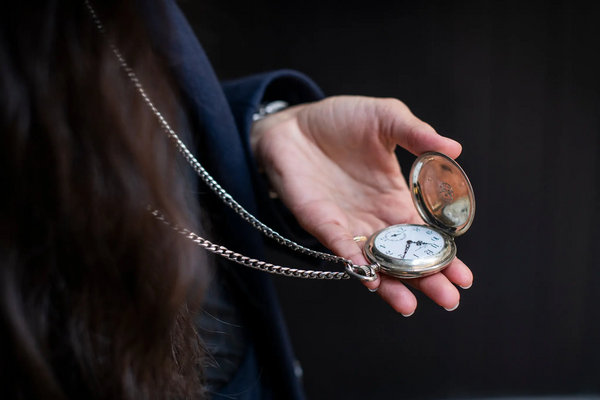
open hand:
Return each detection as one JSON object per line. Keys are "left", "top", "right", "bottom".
{"left": 251, "top": 96, "right": 473, "bottom": 316}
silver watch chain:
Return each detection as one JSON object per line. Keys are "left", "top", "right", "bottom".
{"left": 84, "top": 0, "right": 377, "bottom": 282}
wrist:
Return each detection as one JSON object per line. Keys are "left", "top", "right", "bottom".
{"left": 250, "top": 102, "right": 308, "bottom": 161}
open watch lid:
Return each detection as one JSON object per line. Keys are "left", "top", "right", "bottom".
{"left": 409, "top": 152, "right": 475, "bottom": 237}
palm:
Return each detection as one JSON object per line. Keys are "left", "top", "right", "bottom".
{"left": 252, "top": 96, "right": 472, "bottom": 315}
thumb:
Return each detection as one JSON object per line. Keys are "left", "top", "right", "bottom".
{"left": 377, "top": 99, "right": 462, "bottom": 159}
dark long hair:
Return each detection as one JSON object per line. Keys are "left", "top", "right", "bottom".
{"left": 0, "top": 1, "right": 207, "bottom": 398}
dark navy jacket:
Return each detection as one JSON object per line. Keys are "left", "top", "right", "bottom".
{"left": 144, "top": 1, "right": 324, "bottom": 398}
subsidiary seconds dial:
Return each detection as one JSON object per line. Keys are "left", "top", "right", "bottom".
{"left": 381, "top": 227, "right": 407, "bottom": 242}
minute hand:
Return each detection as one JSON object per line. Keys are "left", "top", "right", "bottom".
{"left": 414, "top": 240, "right": 433, "bottom": 246}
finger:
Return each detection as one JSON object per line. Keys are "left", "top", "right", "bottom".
{"left": 353, "top": 236, "right": 382, "bottom": 292}
{"left": 441, "top": 257, "right": 473, "bottom": 289}
{"left": 362, "top": 274, "right": 381, "bottom": 292}
{"left": 377, "top": 274, "right": 418, "bottom": 316}
{"left": 377, "top": 99, "right": 462, "bottom": 159}
{"left": 404, "top": 273, "right": 461, "bottom": 311}
{"left": 310, "top": 220, "right": 381, "bottom": 291}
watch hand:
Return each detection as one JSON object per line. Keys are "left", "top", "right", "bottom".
{"left": 401, "top": 240, "right": 413, "bottom": 259}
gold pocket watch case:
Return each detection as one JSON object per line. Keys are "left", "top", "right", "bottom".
{"left": 364, "top": 152, "right": 475, "bottom": 279}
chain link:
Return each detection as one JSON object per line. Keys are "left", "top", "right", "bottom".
{"left": 151, "top": 209, "right": 350, "bottom": 280}
{"left": 85, "top": 0, "right": 377, "bottom": 281}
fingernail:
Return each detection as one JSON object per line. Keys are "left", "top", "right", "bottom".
{"left": 368, "top": 287, "right": 379, "bottom": 293}
{"left": 444, "top": 301, "right": 460, "bottom": 312}
{"left": 401, "top": 310, "right": 415, "bottom": 318}
{"left": 459, "top": 283, "right": 472, "bottom": 290}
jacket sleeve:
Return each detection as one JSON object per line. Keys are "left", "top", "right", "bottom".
{"left": 221, "top": 70, "right": 326, "bottom": 247}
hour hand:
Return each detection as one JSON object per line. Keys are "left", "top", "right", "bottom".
{"left": 401, "top": 240, "right": 413, "bottom": 259}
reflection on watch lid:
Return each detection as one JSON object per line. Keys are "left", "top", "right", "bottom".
{"left": 409, "top": 152, "right": 475, "bottom": 237}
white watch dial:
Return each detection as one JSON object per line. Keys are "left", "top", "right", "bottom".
{"left": 374, "top": 225, "right": 444, "bottom": 261}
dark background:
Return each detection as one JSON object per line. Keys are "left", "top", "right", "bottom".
{"left": 180, "top": 1, "right": 600, "bottom": 399}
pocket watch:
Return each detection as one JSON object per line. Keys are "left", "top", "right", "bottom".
{"left": 362, "top": 152, "right": 475, "bottom": 279}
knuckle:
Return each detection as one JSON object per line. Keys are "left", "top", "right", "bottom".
{"left": 328, "top": 231, "right": 351, "bottom": 249}
{"left": 375, "top": 98, "right": 410, "bottom": 145}
{"left": 406, "top": 125, "right": 420, "bottom": 151}
{"left": 378, "top": 98, "right": 409, "bottom": 117}
{"left": 406, "top": 122, "right": 436, "bottom": 152}
{"left": 384, "top": 97, "right": 407, "bottom": 109}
